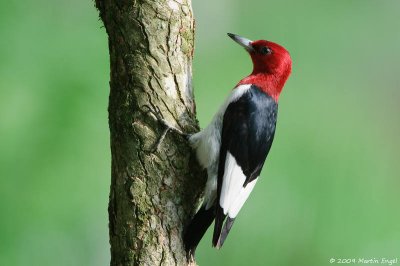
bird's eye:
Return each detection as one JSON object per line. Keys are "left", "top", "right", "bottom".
{"left": 260, "top": 47, "right": 272, "bottom": 55}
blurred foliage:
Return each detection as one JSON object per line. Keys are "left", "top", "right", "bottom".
{"left": 0, "top": 0, "right": 399, "bottom": 265}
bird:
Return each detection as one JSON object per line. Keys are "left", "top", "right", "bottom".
{"left": 184, "top": 33, "right": 292, "bottom": 257}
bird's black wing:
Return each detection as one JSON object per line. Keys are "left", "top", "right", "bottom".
{"left": 212, "top": 85, "right": 278, "bottom": 248}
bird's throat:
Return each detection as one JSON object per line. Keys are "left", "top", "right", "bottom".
{"left": 238, "top": 73, "right": 285, "bottom": 102}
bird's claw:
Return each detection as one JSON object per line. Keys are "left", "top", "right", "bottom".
{"left": 145, "top": 109, "right": 189, "bottom": 152}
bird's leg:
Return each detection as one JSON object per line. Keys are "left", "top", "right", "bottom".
{"left": 145, "top": 109, "right": 189, "bottom": 152}
{"left": 156, "top": 115, "right": 187, "bottom": 137}
{"left": 151, "top": 119, "right": 182, "bottom": 153}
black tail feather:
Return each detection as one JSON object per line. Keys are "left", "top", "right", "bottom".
{"left": 212, "top": 205, "right": 226, "bottom": 248}
{"left": 218, "top": 217, "right": 235, "bottom": 248}
{"left": 184, "top": 206, "right": 215, "bottom": 257}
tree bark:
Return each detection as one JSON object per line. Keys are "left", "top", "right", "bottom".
{"left": 95, "top": 0, "right": 205, "bottom": 265}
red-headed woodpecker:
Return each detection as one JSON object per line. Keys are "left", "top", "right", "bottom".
{"left": 184, "top": 33, "right": 292, "bottom": 257}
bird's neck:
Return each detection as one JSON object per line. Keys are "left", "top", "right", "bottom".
{"left": 238, "top": 72, "right": 287, "bottom": 102}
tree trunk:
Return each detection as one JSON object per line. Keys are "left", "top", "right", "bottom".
{"left": 95, "top": 0, "right": 205, "bottom": 265}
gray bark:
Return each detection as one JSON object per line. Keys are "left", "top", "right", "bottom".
{"left": 95, "top": 0, "right": 205, "bottom": 265}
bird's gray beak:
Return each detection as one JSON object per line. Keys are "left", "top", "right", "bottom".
{"left": 227, "top": 33, "right": 254, "bottom": 52}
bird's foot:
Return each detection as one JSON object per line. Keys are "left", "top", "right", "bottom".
{"left": 146, "top": 109, "right": 189, "bottom": 153}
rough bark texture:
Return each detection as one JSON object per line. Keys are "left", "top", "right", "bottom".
{"left": 95, "top": 0, "right": 205, "bottom": 265}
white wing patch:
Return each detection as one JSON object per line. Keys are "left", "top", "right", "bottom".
{"left": 228, "top": 178, "right": 258, "bottom": 218}
{"left": 219, "top": 152, "right": 258, "bottom": 218}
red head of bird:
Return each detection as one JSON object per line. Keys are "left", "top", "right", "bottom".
{"left": 228, "top": 33, "right": 292, "bottom": 101}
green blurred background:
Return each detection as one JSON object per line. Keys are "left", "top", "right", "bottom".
{"left": 1, "top": 0, "right": 399, "bottom": 265}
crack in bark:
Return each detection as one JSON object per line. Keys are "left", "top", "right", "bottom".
{"left": 136, "top": 9, "right": 160, "bottom": 66}
{"left": 160, "top": 97, "right": 184, "bottom": 129}
{"left": 137, "top": 151, "right": 148, "bottom": 177}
